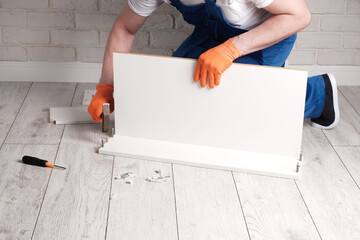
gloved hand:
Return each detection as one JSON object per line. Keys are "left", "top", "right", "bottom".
{"left": 194, "top": 38, "right": 241, "bottom": 88}
{"left": 88, "top": 84, "right": 114, "bottom": 122}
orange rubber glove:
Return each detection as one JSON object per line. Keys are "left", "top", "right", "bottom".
{"left": 194, "top": 38, "right": 241, "bottom": 88}
{"left": 88, "top": 84, "right": 114, "bottom": 122}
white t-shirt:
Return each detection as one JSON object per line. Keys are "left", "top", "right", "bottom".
{"left": 128, "top": 0, "right": 274, "bottom": 30}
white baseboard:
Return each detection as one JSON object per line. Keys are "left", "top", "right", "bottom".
{"left": 0, "top": 61, "right": 102, "bottom": 83}
{"left": 0, "top": 61, "right": 359, "bottom": 86}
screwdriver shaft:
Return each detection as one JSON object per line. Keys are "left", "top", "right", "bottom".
{"left": 54, "top": 165, "right": 66, "bottom": 170}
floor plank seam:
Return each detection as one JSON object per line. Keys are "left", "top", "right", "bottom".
{"left": 171, "top": 164, "right": 181, "bottom": 240}
{"left": 30, "top": 121, "right": 69, "bottom": 239}
{"left": 294, "top": 180, "right": 323, "bottom": 240}
{"left": 231, "top": 172, "right": 252, "bottom": 240}
{"left": 339, "top": 88, "right": 360, "bottom": 117}
{"left": 1, "top": 82, "right": 33, "bottom": 151}
{"left": 30, "top": 167, "right": 56, "bottom": 240}
{"left": 323, "top": 131, "right": 360, "bottom": 190}
{"left": 3, "top": 143, "right": 60, "bottom": 146}
{"left": 30, "top": 147, "right": 64, "bottom": 239}
{"left": 104, "top": 156, "right": 115, "bottom": 240}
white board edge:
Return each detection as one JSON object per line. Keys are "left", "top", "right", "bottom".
{"left": 99, "top": 135, "right": 301, "bottom": 180}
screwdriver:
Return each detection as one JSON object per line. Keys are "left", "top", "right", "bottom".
{"left": 22, "top": 155, "right": 66, "bottom": 169}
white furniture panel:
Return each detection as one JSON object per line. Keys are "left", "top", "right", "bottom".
{"left": 99, "top": 53, "right": 308, "bottom": 179}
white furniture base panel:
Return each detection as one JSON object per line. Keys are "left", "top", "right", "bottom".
{"left": 50, "top": 107, "right": 114, "bottom": 124}
{"left": 99, "top": 135, "right": 302, "bottom": 179}
{"left": 99, "top": 53, "right": 308, "bottom": 179}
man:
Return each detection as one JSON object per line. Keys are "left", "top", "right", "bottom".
{"left": 88, "top": 0, "right": 339, "bottom": 129}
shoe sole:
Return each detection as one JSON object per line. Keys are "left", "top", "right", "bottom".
{"left": 311, "top": 73, "right": 340, "bottom": 130}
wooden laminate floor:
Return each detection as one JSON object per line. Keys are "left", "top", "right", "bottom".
{"left": 0, "top": 82, "right": 359, "bottom": 240}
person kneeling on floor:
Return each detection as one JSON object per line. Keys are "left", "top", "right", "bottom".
{"left": 88, "top": 0, "right": 340, "bottom": 129}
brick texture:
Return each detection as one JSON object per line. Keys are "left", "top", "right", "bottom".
{"left": 133, "top": 31, "right": 150, "bottom": 47}
{"left": 98, "top": 0, "right": 127, "bottom": 13}
{"left": 0, "top": 0, "right": 48, "bottom": 9}
{"left": 302, "top": 15, "right": 319, "bottom": 32}
{"left": 318, "top": 50, "right": 360, "bottom": 65}
{"left": 77, "top": 47, "right": 105, "bottom": 62}
{"left": 76, "top": 13, "right": 117, "bottom": 29}
{"left": 143, "top": 14, "right": 174, "bottom": 30}
{"left": 52, "top": 0, "right": 98, "bottom": 11}
{"left": 0, "top": 46, "right": 26, "bottom": 61}
{"left": 3, "top": 28, "right": 49, "bottom": 44}
{"left": 307, "top": 0, "right": 346, "bottom": 14}
{"left": 0, "top": 11, "right": 25, "bottom": 27}
{"left": 321, "top": 16, "right": 360, "bottom": 32}
{"left": 28, "top": 46, "right": 75, "bottom": 61}
{"left": 154, "top": 3, "right": 177, "bottom": 13}
{"left": 344, "top": 34, "right": 360, "bottom": 49}
{"left": 288, "top": 50, "right": 316, "bottom": 65}
{"left": 100, "top": 31, "right": 110, "bottom": 46}
{"left": 28, "top": 12, "right": 75, "bottom": 28}
{"left": 296, "top": 33, "right": 341, "bottom": 49}
{"left": 174, "top": 14, "right": 194, "bottom": 30}
{"left": 348, "top": 0, "right": 360, "bottom": 14}
{"left": 51, "top": 30, "right": 98, "bottom": 45}
{"left": 0, "top": 0, "right": 359, "bottom": 66}
{"left": 151, "top": 31, "right": 190, "bottom": 48}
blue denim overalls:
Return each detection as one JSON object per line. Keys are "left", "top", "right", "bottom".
{"left": 170, "top": 0, "right": 325, "bottom": 118}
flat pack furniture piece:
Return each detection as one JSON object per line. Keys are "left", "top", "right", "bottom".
{"left": 49, "top": 91, "right": 113, "bottom": 125}
{"left": 50, "top": 106, "right": 114, "bottom": 124}
{"left": 99, "top": 53, "right": 308, "bottom": 179}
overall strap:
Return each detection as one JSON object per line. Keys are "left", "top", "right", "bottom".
{"left": 170, "top": 0, "right": 216, "bottom": 6}
{"left": 169, "top": 0, "right": 181, "bottom": 8}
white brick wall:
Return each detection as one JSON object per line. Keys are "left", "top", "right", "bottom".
{"left": 134, "top": 31, "right": 150, "bottom": 47}
{"left": 348, "top": 0, "right": 360, "bottom": 14}
{"left": 99, "top": 30, "right": 110, "bottom": 46}
{"left": 76, "top": 13, "right": 117, "bottom": 29}
{"left": 0, "top": 0, "right": 48, "bottom": 9}
{"left": 296, "top": 33, "right": 342, "bottom": 49}
{"left": 77, "top": 47, "right": 104, "bottom": 62}
{"left": 321, "top": 16, "right": 360, "bottom": 32}
{"left": 0, "top": 0, "right": 358, "bottom": 66}
{"left": 151, "top": 31, "right": 189, "bottom": 48}
{"left": 307, "top": 0, "right": 346, "bottom": 14}
{"left": 28, "top": 46, "right": 75, "bottom": 61}
{"left": 3, "top": 28, "right": 49, "bottom": 44}
{"left": 52, "top": 0, "right": 98, "bottom": 11}
{"left": 287, "top": 50, "right": 316, "bottom": 65}
{"left": 0, "top": 10, "right": 26, "bottom": 27}
{"left": 51, "top": 30, "right": 99, "bottom": 45}
{"left": 288, "top": 0, "right": 360, "bottom": 66}
{"left": 0, "top": 46, "right": 26, "bottom": 61}
{"left": 28, "top": 12, "right": 75, "bottom": 28}
{"left": 318, "top": 50, "right": 360, "bottom": 65}
{"left": 98, "top": 0, "right": 127, "bottom": 13}
{"left": 144, "top": 14, "right": 174, "bottom": 30}
{"left": 344, "top": 34, "right": 360, "bottom": 49}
